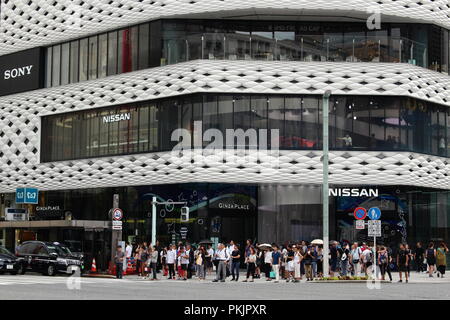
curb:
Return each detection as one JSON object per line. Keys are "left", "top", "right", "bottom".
{"left": 82, "top": 273, "right": 116, "bottom": 279}
{"left": 313, "top": 280, "right": 391, "bottom": 283}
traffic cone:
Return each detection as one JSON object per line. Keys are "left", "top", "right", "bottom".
{"left": 91, "top": 258, "right": 97, "bottom": 273}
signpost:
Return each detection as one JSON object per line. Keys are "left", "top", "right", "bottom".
{"left": 354, "top": 206, "right": 382, "bottom": 280}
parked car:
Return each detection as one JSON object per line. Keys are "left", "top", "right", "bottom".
{"left": 16, "top": 241, "right": 83, "bottom": 276}
{"left": 0, "top": 246, "right": 23, "bottom": 275}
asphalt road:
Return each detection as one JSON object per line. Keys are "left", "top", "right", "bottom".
{"left": 0, "top": 272, "right": 450, "bottom": 300}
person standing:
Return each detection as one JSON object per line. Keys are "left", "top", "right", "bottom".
{"left": 339, "top": 242, "right": 350, "bottom": 277}
{"left": 303, "top": 246, "right": 314, "bottom": 281}
{"left": 350, "top": 242, "right": 362, "bottom": 277}
{"left": 148, "top": 246, "right": 158, "bottom": 280}
{"left": 213, "top": 243, "right": 229, "bottom": 282}
{"left": 271, "top": 245, "right": 282, "bottom": 283}
{"left": 263, "top": 249, "right": 273, "bottom": 281}
{"left": 397, "top": 244, "right": 409, "bottom": 283}
{"left": 361, "top": 245, "right": 373, "bottom": 278}
{"left": 436, "top": 242, "right": 448, "bottom": 278}
{"left": 293, "top": 245, "right": 303, "bottom": 282}
{"left": 166, "top": 244, "right": 177, "bottom": 280}
{"left": 426, "top": 242, "right": 436, "bottom": 277}
{"left": 285, "top": 245, "right": 295, "bottom": 282}
{"left": 186, "top": 244, "right": 195, "bottom": 279}
{"left": 195, "top": 246, "right": 207, "bottom": 280}
{"left": 179, "top": 246, "right": 189, "bottom": 280}
{"left": 414, "top": 242, "right": 425, "bottom": 273}
{"left": 230, "top": 244, "right": 241, "bottom": 281}
{"left": 243, "top": 247, "right": 257, "bottom": 282}
{"left": 316, "top": 245, "right": 323, "bottom": 278}
{"left": 114, "top": 245, "right": 125, "bottom": 279}
{"left": 206, "top": 244, "right": 214, "bottom": 275}
{"left": 329, "top": 242, "right": 338, "bottom": 277}
{"left": 378, "top": 246, "right": 392, "bottom": 282}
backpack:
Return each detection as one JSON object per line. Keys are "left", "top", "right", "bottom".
{"left": 380, "top": 252, "right": 387, "bottom": 264}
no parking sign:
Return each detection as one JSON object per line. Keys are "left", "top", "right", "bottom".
{"left": 353, "top": 207, "right": 367, "bottom": 220}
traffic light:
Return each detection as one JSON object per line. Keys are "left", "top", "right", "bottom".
{"left": 181, "top": 206, "right": 189, "bottom": 222}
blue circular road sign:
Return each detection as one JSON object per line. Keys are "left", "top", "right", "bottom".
{"left": 368, "top": 207, "right": 381, "bottom": 220}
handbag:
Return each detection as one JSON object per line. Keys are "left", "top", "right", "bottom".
{"left": 269, "top": 271, "right": 276, "bottom": 278}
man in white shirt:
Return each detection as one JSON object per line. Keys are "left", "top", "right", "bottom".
{"left": 125, "top": 242, "right": 132, "bottom": 259}
{"left": 264, "top": 249, "right": 273, "bottom": 281}
{"left": 166, "top": 244, "right": 177, "bottom": 279}
{"left": 213, "top": 243, "right": 229, "bottom": 282}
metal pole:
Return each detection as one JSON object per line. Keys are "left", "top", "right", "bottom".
{"left": 373, "top": 235, "right": 377, "bottom": 280}
{"left": 322, "top": 90, "right": 331, "bottom": 278}
{"left": 152, "top": 196, "right": 157, "bottom": 246}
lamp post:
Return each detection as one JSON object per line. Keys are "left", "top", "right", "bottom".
{"left": 322, "top": 90, "right": 332, "bottom": 277}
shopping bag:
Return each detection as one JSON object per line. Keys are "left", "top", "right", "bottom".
{"left": 269, "top": 271, "right": 276, "bottom": 279}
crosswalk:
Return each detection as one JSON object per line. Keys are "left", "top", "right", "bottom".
{"left": 0, "top": 274, "right": 121, "bottom": 286}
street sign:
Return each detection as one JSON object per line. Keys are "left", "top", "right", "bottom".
{"left": 353, "top": 207, "right": 367, "bottom": 220}
{"left": 112, "top": 208, "right": 123, "bottom": 221}
{"left": 355, "top": 220, "right": 365, "bottom": 230}
{"left": 112, "top": 220, "right": 122, "bottom": 230}
{"left": 368, "top": 220, "right": 382, "bottom": 237}
{"left": 368, "top": 207, "right": 381, "bottom": 220}
{"left": 16, "top": 188, "right": 39, "bottom": 204}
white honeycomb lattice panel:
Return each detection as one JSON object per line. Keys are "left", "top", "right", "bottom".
{"left": 0, "top": 0, "right": 449, "bottom": 56}
{"left": 0, "top": 60, "right": 449, "bottom": 192}
{"left": 0, "top": 149, "right": 448, "bottom": 193}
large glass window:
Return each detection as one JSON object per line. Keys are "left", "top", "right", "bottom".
{"left": 44, "top": 20, "right": 450, "bottom": 89}
{"left": 41, "top": 94, "right": 450, "bottom": 162}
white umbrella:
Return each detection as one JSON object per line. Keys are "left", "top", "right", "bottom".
{"left": 258, "top": 243, "right": 273, "bottom": 250}
{"left": 311, "top": 239, "right": 323, "bottom": 245}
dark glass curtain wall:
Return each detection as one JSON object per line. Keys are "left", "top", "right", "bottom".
{"left": 41, "top": 94, "right": 450, "bottom": 162}
{"left": 44, "top": 20, "right": 450, "bottom": 87}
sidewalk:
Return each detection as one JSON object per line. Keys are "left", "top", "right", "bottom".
{"left": 106, "top": 270, "right": 450, "bottom": 284}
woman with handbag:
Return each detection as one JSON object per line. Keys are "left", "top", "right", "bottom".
{"left": 243, "top": 247, "right": 257, "bottom": 282}
{"left": 436, "top": 242, "right": 448, "bottom": 278}
{"left": 378, "top": 246, "right": 392, "bottom": 281}
{"left": 195, "top": 246, "right": 207, "bottom": 280}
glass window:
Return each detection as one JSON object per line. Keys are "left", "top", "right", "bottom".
{"left": 284, "top": 97, "right": 302, "bottom": 149}
{"left": 149, "top": 103, "right": 159, "bottom": 151}
{"left": 138, "top": 104, "right": 149, "bottom": 152}
{"left": 203, "top": 95, "right": 218, "bottom": 137}
{"left": 139, "top": 23, "right": 150, "bottom": 69}
{"left": 267, "top": 96, "right": 284, "bottom": 148}
{"left": 108, "top": 108, "right": 120, "bottom": 155}
{"left": 301, "top": 96, "right": 319, "bottom": 149}
{"left": 131, "top": 26, "right": 139, "bottom": 71}
{"left": 98, "top": 33, "right": 108, "bottom": 78}
{"left": 217, "top": 95, "right": 234, "bottom": 139}
{"left": 79, "top": 38, "right": 88, "bottom": 81}
{"left": 52, "top": 45, "right": 61, "bottom": 86}
{"left": 45, "top": 47, "right": 52, "bottom": 87}
{"left": 350, "top": 97, "right": 370, "bottom": 149}
{"left": 368, "top": 97, "right": 385, "bottom": 150}
{"left": 159, "top": 99, "right": 180, "bottom": 151}
{"left": 69, "top": 40, "right": 79, "bottom": 83}
{"left": 332, "top": 97, "right": 353, "bottom": 149}
{"left": 98, "top": 109, "right": 110, "bottom": 156}
{"left": 61, "top": 43, "right": 70, "bottom": 85}
{"left": 383, "top": 97, "right": 401, "bottom": 150}
{"left": 107, "top": 31, "right": 118, "bottom": 76}
{"left": 88, "top": 36, "right": 98, "bottom": 80}
{"left": 251, "top": 96, "right": 268, "bottom": 132}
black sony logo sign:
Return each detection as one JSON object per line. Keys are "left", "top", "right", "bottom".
{"left": 0, "top": 47, "right": 45, "bottom": 97}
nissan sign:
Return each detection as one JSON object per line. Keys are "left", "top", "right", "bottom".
{"left": 0, "top": 48, "right": 45, "bottom": 97}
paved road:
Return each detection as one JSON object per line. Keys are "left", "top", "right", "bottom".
{"left": 0, "top": 272, "right": 450, "bottom": 300}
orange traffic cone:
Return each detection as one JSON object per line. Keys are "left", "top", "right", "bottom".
{"left": 91, "top": 258, "right": 97, "bottom": 273}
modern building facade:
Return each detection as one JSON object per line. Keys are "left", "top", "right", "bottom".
{"left": 0, "top": 0, "right": 449, "bottom": 269}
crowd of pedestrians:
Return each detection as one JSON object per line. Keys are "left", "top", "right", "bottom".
{"left": 116, "top": 239, "right": 449, "bottom": 282}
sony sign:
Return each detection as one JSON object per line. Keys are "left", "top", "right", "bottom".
{"left": 0, "top": 48, "right": 45, "bottom": 97}
{"left": 102, "top": 113, "right": 131, "bottom": 123}
{"left": 4, "top": 65, "right": 33, "bottom": 80}
{"left": 329, "top": 188, "right": 379, "bottom": 197}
